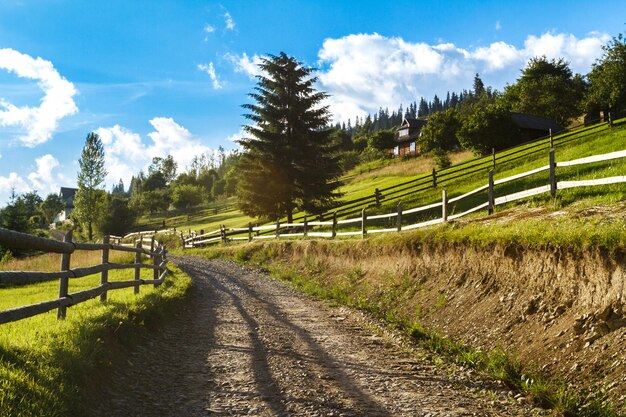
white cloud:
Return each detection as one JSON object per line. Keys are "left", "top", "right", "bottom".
{"left": 225, "top": 52, "right": 265, "bottom": 79}
{"left": 0, "top": 48, "right": 78, "bottom": 147}
{"left": 197, "top": 62, "right": 222, "bottom": 89}
{"left": 226, "top": 127, "right": 247, "bottom": 147}
{"left": 224, "top": 12, "right": 235, "bottom": 31}
{"left": 523, "top": 32, "right": 610, "bottom": 72}
{"left": 27, "top": 154, "right": 61, "bottom": 195}
{"left": 204, "top": 24, "right": 215, "bottom": 34}
{"left": 95, "top": 124, "right": 145, "bottom": 187}
{"left": 471, "top": 41, "right": 522, "bottom": 71}
{"left": 495, "top": 21, "right": 502, "bottom": 31}
{"left": 96, "top": 117, "right": 213, "bottom": 188}
{"left": 0, "top": 172, "right": 30, "bottom": 194}
{"left": 315, "top": 31, "right": 609, "bottom": 122}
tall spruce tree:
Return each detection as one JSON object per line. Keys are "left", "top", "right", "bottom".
{"left": 237, "top": 52, "right": 341, "bottom": 222}
{"left": 74, "top": 132, "right": 107, "bottom": 240}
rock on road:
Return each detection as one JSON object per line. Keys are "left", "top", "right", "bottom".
{"left": 91, "top": 256, "right": 545, "bottom": 416}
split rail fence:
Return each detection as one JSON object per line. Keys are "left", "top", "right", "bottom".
{"left": 306, "top": 115, "right": 619, "bottom": 222}
{"left": 0, "top": 229, "right": 168, "bottom": 325}
{"left": 184, "top": 147, "right": 626, "bottom": 248}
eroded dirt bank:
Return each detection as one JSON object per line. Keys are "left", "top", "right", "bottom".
{"left": 233, "top": 239, "right": 626, "bottom": 411}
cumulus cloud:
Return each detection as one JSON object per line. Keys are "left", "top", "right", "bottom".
{"left": 27, "top": 154, "right": 61, "bottom": 195}
{"left": 0, "top": 172, "right": 30, "bottom": 194}
{"left": 0, "top": 48, "right": 78, "bottom": 147}
{"left": 224, "top": 12, "right": 235, "bottom": 31}
{"left": 197, "top": 62, "right": 222, "bottom": 89}
{"left": 204, "top": 24, "right": 215, "bottom": 34}
{"left": 315, "top": 31, "right": 609, "bottom": 122}
{"left": 0, "top": 153, "right": 66, "bottom": 201}
{"left": 96, "top": 117, "right": 213, "bottom": 188}
{"left": 225, "top": 52, "right": 265, "bottom": 79}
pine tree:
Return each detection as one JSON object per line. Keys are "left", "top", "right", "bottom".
{"left": 237, "top": 52, "right": 341, "bottom": 222}
{"left": 473, "top": 73, "right": 485, "bottom": 96}
{"left": 74, "top": 132, "right": 107, "bottom": 240}
{"left": 418, "top": 98, "right": 429, "bottom": 117}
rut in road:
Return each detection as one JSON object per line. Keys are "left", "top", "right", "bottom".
{"left": 90, "top": 256, "right": 544, "bottom": 417}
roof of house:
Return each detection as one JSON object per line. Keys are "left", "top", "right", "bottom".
{"left": 399, "top": 117, "right": 428, "bottom": 130}
{"left": 59, "top": 187, "right": 78, "bottom": 208}
{"left": 395, "top": 117, "right": 428, "bottom": 143}
{"left": 511, "top": 113, "right": 562, "bottom": 132}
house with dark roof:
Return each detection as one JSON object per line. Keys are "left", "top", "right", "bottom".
{"left": 510, "top": 112, "right": 563, "bottom": 141}
{"left": 54, "top": 187, "right": 78, "bottom": 223}
{"left": 391, "top": 117, "right": 428, "bottom": 157}
{"left": 388, "top": 113, "right": 562, "bottom": 158}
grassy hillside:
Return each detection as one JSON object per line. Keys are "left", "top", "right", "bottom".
{"left": 140, "top": 118, "right": 626, "bottom": 235}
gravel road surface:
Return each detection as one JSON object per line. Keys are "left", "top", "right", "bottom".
{"left": 91, "top": 256, "right": 546, "bottom": 416}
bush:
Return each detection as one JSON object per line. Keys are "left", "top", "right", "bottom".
{"left": 97, "top": 195, "right": 137, "bottom": 237}
{"left": 172, "top": 184, "right": 204, "bottom": 210}
{"left": 458, "top": 103, "right": 519, "bottom": 155}
{"left": 431, "top": 148, "right": 451, "bottom": 169}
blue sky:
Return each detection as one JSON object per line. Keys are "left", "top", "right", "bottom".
{"left": 1, "top": 0, "right": 625, "bottom": 204}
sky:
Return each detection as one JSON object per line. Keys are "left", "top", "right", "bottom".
{"left": 0, "top": 0, "right": 625, "bottom": 205}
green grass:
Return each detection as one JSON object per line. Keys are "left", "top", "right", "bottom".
{"left": 0, "top": 262, "right": 192, "bottom": 417}
{"left": 146, "top": 119, "right": 626, "bottom": 236}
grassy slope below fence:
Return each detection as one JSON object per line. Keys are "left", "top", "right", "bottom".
{"left": 0, "top": 258, "right": 192, "bottom": 417}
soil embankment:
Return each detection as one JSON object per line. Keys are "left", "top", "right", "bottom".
{"left": 230, "top": 238, "right": 626, "bottom": 411}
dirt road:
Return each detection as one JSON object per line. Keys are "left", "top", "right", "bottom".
{"left": 91, "top": 256, "right": 545, "bottom": 416}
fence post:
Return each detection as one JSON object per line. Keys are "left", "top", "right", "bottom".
{"left": 549, "top": 148, "right": 557, "bottom": 198}
{"left": 608, "top": 112, "right": 613, "bottom": 128}
{"left": 248, "top": 222, "right": 253, "bottom": 242}
{"left": 488, "top": 170, "right": 495, "bottom": 215}
{"left": 220, "top": 225, "right": 227, "bottom": 244}
{"left": 100, "top": 234, "right": 110, "bottom": 303}
{"left": 134, "top": 241, "right": 142, "bottom": 294}
{"left": 374, "top": 188, "right": 381, "bottom": 207}
{"left": 432, "top": 168, "right": 437, "bottom": 188}
{"left": 492, "top": 148, "right": 496, "bottom": 170}
{"left": 442, "top": 189, "right": 448, "bottom": 222}
{"left": 275, "top": 218, "right": 280, "bottom": 239}
{"left": 397, "top": 202, "right": 403, "bottom": 232}
{"left": 150, "top": 236, "right": 155, "bottom": 254}
{"left": 361, "top": 208, "right": 367, "bottom": 239}
{"left": 57, "top": 230, "right": 73, "bottom": 320}
{"left": 153, "top": 244, "right": 160, "bottom": 288}
{"left": 549, "top": 128, "right": 553, "bottom": 148}
{"left": 303, "top": 215, "right": 308, "bottom": 238}
{"left": 180, "top": 231, "right": 185, "bottom": 250}
{"left": 362, "top": 208, "right": 367, "bottom": 238}
{"left": 331, "top": 212, "right": 337, "bottom": 239}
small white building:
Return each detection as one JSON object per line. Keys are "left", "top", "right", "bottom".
{"left": 54, "top": 187, "right": 78, "bottom": 223}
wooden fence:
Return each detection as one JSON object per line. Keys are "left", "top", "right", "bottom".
{"left": 183, "top": 147, "right": 626, "bottom": 248}
{"left": 0, "top": 229, "right": 168, "bottom": 325}
{"left": 299, "top": 115, "right": 618, "bottom": 222}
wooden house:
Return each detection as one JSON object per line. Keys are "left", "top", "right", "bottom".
{"left": 391, "top": 117, "right": 428, "bottom": 157}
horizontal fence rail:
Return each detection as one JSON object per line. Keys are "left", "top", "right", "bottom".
{"left": 0, "top": 229, "right": 168, "bottom": 325}
{"left": 183, "top": 146, "right": 626, "bottom": 248}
